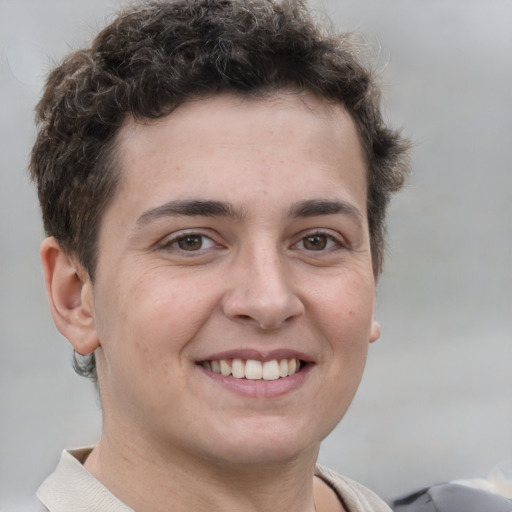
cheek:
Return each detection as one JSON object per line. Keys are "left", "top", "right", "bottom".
{"left": 95, "top": 271, "right": 220, "bottom": 368}
{"left": 309, "top": 273, "right": 375, "bottom": 397}
{"left": 312, "top": 273, "right": 376, "bottom": 339}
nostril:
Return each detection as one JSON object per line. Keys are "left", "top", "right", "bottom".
{"left": 222, "top": 284, "right": 304, "bottom": 330}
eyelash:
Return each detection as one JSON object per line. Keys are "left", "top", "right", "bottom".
{"left": 159, "top": 231, "right": 219, "bottom": 253}
{"left": 159, "top": 229, "right": 345, "bottom": 255}
{"left": 292, "top": 230, "right": 345, "bottom": 252}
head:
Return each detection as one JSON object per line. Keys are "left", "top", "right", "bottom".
{"left": 31, "top": 0, "right": 409, "bottom": 383}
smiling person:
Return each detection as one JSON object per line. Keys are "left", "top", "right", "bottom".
{"left": 30, "top": 1, "right": 410, "bottom": 511}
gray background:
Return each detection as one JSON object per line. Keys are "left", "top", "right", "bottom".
{"left": 1, "top": 0, "right": 511, "bottom": 509}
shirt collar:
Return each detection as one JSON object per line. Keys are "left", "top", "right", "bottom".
{"left": 37, "top": 448, "right": 133, "bottom": 512}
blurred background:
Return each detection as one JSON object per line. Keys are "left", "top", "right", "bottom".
{"left": 1, "top": 0, "right": 511, "bottom": 509}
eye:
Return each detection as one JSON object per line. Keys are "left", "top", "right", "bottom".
{"left": 167, "top": 233, "right": 216, "bottom": 252}
{"left": 295, "top": 232, "right": 340, "bottom": 251}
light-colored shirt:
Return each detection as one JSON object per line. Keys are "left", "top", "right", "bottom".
{"left": 36, "top": 448, "right": 391, "bottom": 512}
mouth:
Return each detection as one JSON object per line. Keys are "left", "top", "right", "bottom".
{"left": 199, "top": 358, "right": 306, "bottom": 381}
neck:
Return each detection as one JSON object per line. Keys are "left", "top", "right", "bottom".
{"left": 84, "top": 431, "right": 322, "bottom": 512}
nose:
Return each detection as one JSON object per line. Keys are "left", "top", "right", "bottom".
{"left": 221, "top": 250, "right": 305, "bottom": 330}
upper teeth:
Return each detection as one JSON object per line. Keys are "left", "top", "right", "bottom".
{"left": 202, "top": 358, "right": 300, "bottom": 380}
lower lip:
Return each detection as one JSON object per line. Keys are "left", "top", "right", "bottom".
{"left": 198, "top": 363, "right": 313, "bottom": 398}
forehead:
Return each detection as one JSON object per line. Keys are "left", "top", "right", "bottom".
{"left": 108, "top": 92, "right": 368, "bottom": 222}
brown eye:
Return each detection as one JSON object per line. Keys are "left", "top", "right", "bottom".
{"left": 302, "top": 234, "right": 328, "bottom": 251}
{"left": 162, "top": 232, "right": 217, "bottom": 254}
{"left": 177, "top": 235, "right": 205, "bottom": 251}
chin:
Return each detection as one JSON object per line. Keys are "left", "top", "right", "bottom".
{"left": 211, "top": 441, "right": 316, "bottom": 468}
{"left": 200, "top": 417, "right": 327, "bottom": 467}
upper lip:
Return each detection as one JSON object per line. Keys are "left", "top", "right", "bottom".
{"left": 196, "top": 348, "right": 314, "bottom": 363}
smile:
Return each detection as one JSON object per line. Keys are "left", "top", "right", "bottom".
{"left": 201, "top": 358, "right": 303, "bottom": 380}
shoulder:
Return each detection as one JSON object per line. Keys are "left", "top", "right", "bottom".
{"left": 315, "top": 464, "right": 392, "bottom": 512}
{"left": 393, "top": 483, "right": 512, "bottom": 512}
{"left": 35, "top": 448, "right": 133, "bottom": 512}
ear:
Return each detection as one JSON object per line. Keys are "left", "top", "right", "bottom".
{"left": 369, "top": 317, "right": 381, "bottom": 343}
{"left": 40, "top": 237, "right": 100, "bottom": 355}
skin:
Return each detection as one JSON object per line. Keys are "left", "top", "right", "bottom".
{"left": 42, "top": 92, "right": 380, "bottom": 512}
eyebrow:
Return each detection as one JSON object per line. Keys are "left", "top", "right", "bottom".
{"left": 136, "top": 198, "right": 362, "bottom": 226}
{"left": 288, "top": 199, "right": 363, "bottom": 223}
{"left": 137, "top": 200, "right": 245, "bottom": 225}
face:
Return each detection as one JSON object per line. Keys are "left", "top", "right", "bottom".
{"left": 86, "top": 92, "right": 380, "bottom": 468}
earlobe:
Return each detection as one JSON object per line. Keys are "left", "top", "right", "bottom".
{"left": 40, "top": 237, "right": 100, "bottom": 355}
{"left": 369, "top": 318, "right": 381, "bottom": 343}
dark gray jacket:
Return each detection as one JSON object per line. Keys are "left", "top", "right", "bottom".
{"left": 393, "top": 483, "right": 512, "bottom": 512}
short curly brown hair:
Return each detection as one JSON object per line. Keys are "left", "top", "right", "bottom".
{"left": 30, "top": 0, "right": 410, "bottom": 380}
